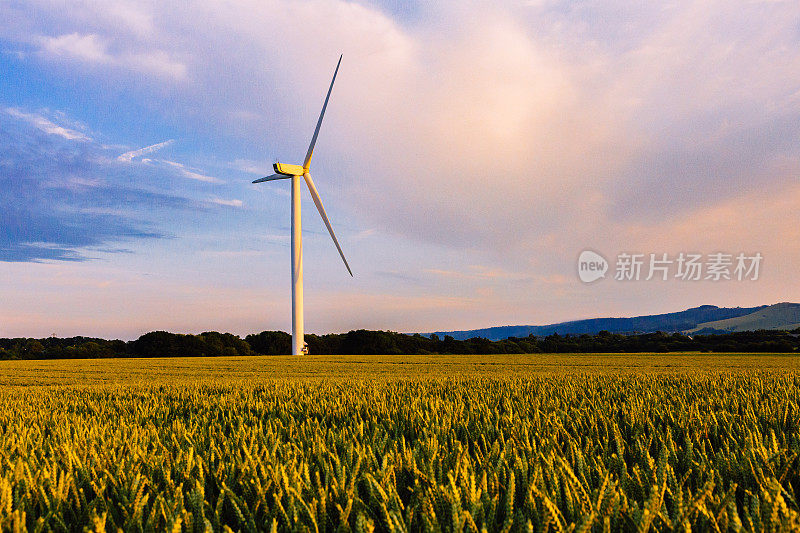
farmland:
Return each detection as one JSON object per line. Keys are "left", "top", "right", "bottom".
{"left": 0, "top": 354, "right": 798, "bottom": 531}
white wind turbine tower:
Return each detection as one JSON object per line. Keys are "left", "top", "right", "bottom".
{"left": 253, "top": 55, "right": 352, "bottom": 355}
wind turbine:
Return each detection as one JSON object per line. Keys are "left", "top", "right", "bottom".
{"left": 253, "top": 55, "right": 352, "bottom": 355}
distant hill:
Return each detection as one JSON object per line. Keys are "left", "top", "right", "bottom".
{"left": 688, "top": 302, "right": 800, "bottom": 334}
{"left": 430, "top": 304, "right": 772, "bottom": 341}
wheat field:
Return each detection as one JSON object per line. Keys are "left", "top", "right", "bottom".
{"left": 0, "top": 354, "right": 798, "bottom": 532}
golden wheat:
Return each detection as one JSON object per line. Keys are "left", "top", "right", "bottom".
{"left": 0, "top": 359, "right": 798, "bottom": 531}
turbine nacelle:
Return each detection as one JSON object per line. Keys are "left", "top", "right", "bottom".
{"left": 273, "top": 162, "right": 306, "bottom": 176}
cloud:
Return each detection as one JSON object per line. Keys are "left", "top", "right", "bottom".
{"left": 35, "top": 32, "right": 186, "bottom": 80}
{"left": 315, "top": 0, "right": 800, "bottom": 264}
{"left": 39, "top": 33, "right": 110, "bottom": 63}
{"left": 61, "top": 1, "right": 793, "bottom": 262}
{"left": 181, "top": 169, "right": 221, "bottom": 183}
{"left": 153, "top": 160, "right": 222, "bottom": 183}
{"left": 5, "top": 107, "right": 90, "bottom": 141}
{"left": 117, "top": 139, "right": 174, "bottom": 162}
{"left": 3, "top": 2, "right": 800, "bottom": 252}
{"left": 209, "top": 197, "right": 243, "bottom": 207}
{"left": 0, "top": 109, "right": 204, "bottom": 262}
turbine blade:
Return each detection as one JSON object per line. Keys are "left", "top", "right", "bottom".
{"left": 253, "top": 174, "right": 291, "bottom": 183}
{"left": 303, "top": 54, "right": 342, "bottom": 170}
{"left": 303, "top": 173, "right": 353, "bottom": 276}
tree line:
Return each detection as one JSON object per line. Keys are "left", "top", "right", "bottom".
{"left": 0, "top": 328, "right": 798, "bottom": 359}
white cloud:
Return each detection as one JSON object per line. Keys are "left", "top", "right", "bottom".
{"left": 36, "top": 32, "right": 186, "bottom": 80}
{"left": 156, "top": 160, "right": 222, "bottom": 183}
{"left": 181, "top": 169, "right": 221, "bottom": 184}
{"left": 39, "top": 33, "right": 110, "bottom": 63}
{"left": 209, "top": 197, "right": 243, "bottom": 207}
{"left": 117, "top": 139, "right": 174, "bottom": 162}
{"left": 4, "top": 107, "right": 90, "bottom": 141}
{"left": 124, "top": 48, "right": 187, "bottom": 79}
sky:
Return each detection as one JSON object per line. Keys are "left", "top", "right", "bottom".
{"left": 1, "top": 0, "right": 799, "bottom": 340}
